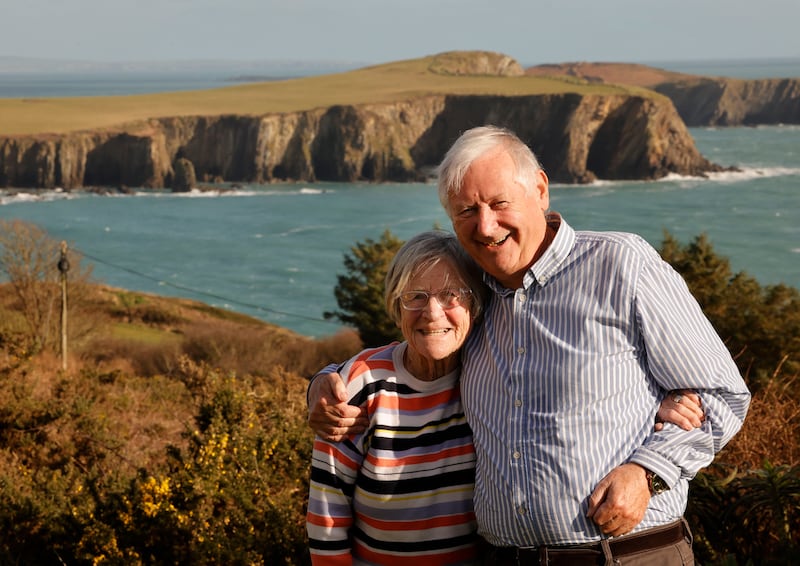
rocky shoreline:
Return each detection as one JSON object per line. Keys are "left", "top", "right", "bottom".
{"left": 0, "top": 92, "right": 723, "bottom": 190}
{"left": 7, "top": 52, "right": 796, "bottom": 191}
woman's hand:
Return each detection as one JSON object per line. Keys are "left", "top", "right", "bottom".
{"left": 655, "top": 390, "right": 704, "bottom": 431}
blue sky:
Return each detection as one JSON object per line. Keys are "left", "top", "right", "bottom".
{"left": 4, "top": 0, "right": 800, "bottom": 66}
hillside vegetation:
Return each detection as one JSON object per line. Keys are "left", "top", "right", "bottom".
{"left": 525, "top": 61, "right": 696, "bottom": 88}
{"left": 1, "top": 219, "right": 798, "bottom": 563}
{"left": 0, "top": 51, "right": 654, "bottom": 136}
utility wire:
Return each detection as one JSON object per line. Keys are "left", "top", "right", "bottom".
{"left": 75, "top": 247, "right": 340, "bottom": 326}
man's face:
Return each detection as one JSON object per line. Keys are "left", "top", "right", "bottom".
{"left": 448, "top": 147, "right": 550, "bottom": 289}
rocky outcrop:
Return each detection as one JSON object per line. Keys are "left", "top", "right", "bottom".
{"left": 526, "top": 63, "right": 800, "bottom": 127}
{"left": 654, "top": 78, "right": 800, "bottom": 126}
{"left": 172, "top": 157, "right": 196, "bottom": 192}
{"left": 0, "top": 93, "right": 721, "bottom": 189}
{"left": 428, "top": 50, "right": 524, "bottom": 77}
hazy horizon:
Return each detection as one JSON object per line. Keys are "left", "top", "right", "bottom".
{"left": 3, "top": 1, "right": 798, "bottom": 69}
{"left": 3, "top": 54, "right": 800, "bottom": 76}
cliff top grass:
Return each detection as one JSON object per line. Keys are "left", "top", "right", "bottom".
{"left": 0, "top": 52, "right": 653, "bottom": 137}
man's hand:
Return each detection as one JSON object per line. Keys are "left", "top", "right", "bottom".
{"left": 655, "top": 389, "right": 704, "bottom": 431}
{"left": 586, "top": 463, "right": 650, "bottom": 537}
{"left": 307, "top": 372, "right": 368, "bottom": 441}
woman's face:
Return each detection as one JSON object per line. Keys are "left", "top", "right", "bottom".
{"left": 399, "top": 260, "right": 473, "bottom": 373}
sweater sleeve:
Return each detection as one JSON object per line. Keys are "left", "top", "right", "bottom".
{"left": 306, "top": 362, "right": 366, "bottom": 566}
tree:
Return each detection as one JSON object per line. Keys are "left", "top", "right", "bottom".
{"left": 0, "top": 219, "right": 93, "bottom": 354}
{"left": 659, "top": 231, "right": 800, "bottom": 390}
{"left": 325, "top": 229, "right": 404, "bottom": 347}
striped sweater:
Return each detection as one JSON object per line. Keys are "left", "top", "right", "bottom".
{"left": 307, "top": 342, "right": 477, "bottom": 565}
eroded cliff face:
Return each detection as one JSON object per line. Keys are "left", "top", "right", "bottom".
{"left": 0, "top": 93, "right": 720, "bottom": 189}
{"left": 655, "top": 78, "right": 800, "bottom": 126}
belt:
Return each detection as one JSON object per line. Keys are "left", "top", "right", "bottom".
{"left": 480, "top": 520, "right": 688, "bottom": 565}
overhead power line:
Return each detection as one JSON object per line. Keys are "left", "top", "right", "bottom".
{"left": 75, "top": 247, "right": 339, "bottom": 326}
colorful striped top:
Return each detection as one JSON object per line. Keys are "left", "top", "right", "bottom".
{"left": 307, "top": 341, "right": 478, "bottom": 565}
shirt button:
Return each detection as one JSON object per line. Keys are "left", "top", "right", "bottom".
{"left": 517, "top": 506, "right": 526, "bottom": 515}
{"left": 514, "top": 399, "right": 522, "bottom": 408}
{"left": 513, "top": 451, "right": 521, "bottom": 460}
{"left": 518, "top": 294, "right": 527, "bottom": 303}
{"left": 517, "top": 347, "right": 526, "bottom": 355}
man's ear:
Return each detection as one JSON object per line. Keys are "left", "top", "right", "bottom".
{"left": 536, "top": 169, "right": 550, "bottom": 211}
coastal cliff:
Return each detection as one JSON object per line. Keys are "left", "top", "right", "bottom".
{"left": 654, "top": 77, "right": 800, "bottom": 126}
{"left": 526, "top": 62, "right": 800, "bottom": 127}
{"left": 0, "top": 92, "right": 719, "bottom": 189}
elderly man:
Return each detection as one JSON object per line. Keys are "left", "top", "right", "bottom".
{"left": 309, "top": 126, "right": 749, "bottom": 565}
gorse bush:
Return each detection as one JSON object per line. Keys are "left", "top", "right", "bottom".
{"left": 89, "top": 359, "right": 313, "bottom": 565}
{"left": 0, "top": 356, "right": 316, "bottom": 565}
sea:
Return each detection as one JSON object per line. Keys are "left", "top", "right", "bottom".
{"left": 1, "top": 58, "right": 799, "bottom": 338}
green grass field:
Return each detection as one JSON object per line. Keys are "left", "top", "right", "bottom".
{"left": 0, "top": 55, "right": 647, "bottom": 136}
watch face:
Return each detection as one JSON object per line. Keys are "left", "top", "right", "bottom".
{"left": 647, "top": 471, "right": 669, "bottom": 494}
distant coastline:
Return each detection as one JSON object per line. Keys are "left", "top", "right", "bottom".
{"left": 0, "top": 57, "right": 366, "bottom": 98}
{"left": 642, "top": 56, "right": 800, "bottom": 79}
{"left": 1, "top": 56, "right": 798, "bottom": 99}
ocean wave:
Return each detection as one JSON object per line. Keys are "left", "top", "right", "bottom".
{"left": 706, "top": 166, "right": 800, "bottom": 182}
{"left": 700, "top": 124, "right": 800, "bottom": 134}
{"left": 164, "top": 188, "right": 260, "bottom": 198}
{"left": 1, "top": 185, "right": 338, "bottom": 204}
{"left": 162, "top": 186, "right": 334, "bottom": 197}
{"left": 275, "top": 224, "right": 339, "bottom": 237}
{"left": 753, "top": 124, "right": 800, "bottom": 132}
{"left": 0, "top": 188, "right": 75, "bottom": 206}
{"left": 552, "top": 165, "right": 800, "bottom": 192}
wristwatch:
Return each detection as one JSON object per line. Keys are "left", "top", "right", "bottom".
{"left": 646, "top": 470, "right": 670, "bottom": 495}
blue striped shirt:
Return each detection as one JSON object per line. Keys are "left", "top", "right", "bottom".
{"left": 461, "top": 213, "right": 750, "bottom": 546}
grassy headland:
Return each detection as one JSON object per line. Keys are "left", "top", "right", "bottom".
{"left": 0, "top": 53, "right": 656, "bottom": 136}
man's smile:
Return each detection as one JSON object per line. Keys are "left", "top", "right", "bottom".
{"left": 481, "top": 235, "right": 510, "bottom": 248}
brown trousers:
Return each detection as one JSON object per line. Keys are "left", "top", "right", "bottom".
{"left": 478, "top": 519, "right": 694, "bottom": 566}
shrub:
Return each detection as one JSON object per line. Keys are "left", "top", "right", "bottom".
{"left": 180, "top": 320, "right": 361, "bottom": 380}
{"left": 325, "top": 229, "right": 404, "bottom": 347}
{"left": 660, "top": 232, "right": 800, "bottom": 391}
{"left": 95, "top": 359, "right": 314, "bottom": 565}
{"left": 688, "top": 462, "right": 800, "bottom": 564}
{"left": 0, "top": 355, "right": 314, "bottom": 565}
{"left": 0, "top": 219, "right": 97, "bottom": 355}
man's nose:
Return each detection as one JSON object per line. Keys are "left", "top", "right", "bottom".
{"left": 476, "top": 208, "right": 497, "bottom": 235}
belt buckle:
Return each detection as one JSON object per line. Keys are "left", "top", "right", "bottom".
{"left": 512, "top": 546, "right": 547, "bottom": 565}
{"left": 538, "top": 546, "right": 548, "bottom": 565}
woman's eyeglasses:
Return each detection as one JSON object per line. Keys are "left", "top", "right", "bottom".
{"left": 399, "top": 288, "right": 472, "bottom": 311}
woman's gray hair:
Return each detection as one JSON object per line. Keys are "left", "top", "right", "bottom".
{"left": 436, "top": 125, "right": 543, "bottom": 217}
{"left": 384, "top": 230, "right": 486, "bottom": 325}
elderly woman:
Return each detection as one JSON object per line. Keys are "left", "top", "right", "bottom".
{"left": 306, "top": 230, "right": 486, "bottom": 565}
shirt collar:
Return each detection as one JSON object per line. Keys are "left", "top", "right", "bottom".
{"left": 483, "top": 212, "right": 575, "bottom": 293}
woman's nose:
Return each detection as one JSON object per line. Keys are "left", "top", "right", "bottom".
{"left": 420, "top": 295, "right": 446, "bottom": 316}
